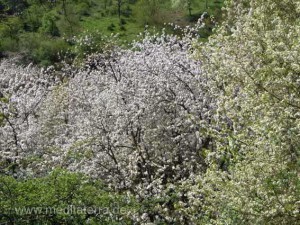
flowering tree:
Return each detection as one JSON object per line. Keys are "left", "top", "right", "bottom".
{"left": 194, "top": 0, "right": 300, "bottom": 224}
{"left": 0, "top": 25, "right": 216, "bottom": 223}
{"left": 0, "top": 59, "right": 58, "bottom": 175}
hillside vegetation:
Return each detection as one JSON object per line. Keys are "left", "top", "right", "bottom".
{"left": 0, "top": 0, "right": 223, "bottom": 66}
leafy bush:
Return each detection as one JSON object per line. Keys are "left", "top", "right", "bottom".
{"left": 40, "top": 11, "right": 60, "bottom": 37}
{"left": 18, "top": 33, "right": 69, "bottom": 66}
{"left": 107, "top": 23, "right": 116, "bottom": 31}
{"left": 0, "top": 169, "right": 137, "bottom": 224}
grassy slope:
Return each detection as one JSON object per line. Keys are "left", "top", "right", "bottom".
{"left": 80, "top": 0, "right": 224, "bottom": 42}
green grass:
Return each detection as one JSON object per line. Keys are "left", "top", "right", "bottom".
{"left": 78, "top": 0, "right": 224, "bottom": 42}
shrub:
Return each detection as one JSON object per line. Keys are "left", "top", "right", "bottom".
{"left": 0, "top": 169, "right": 137, "bottom": 224}
{"left": 18, "top": 33, "right": 69, "bottom": 66}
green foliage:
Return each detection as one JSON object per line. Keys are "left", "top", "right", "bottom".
{"left": 0, "top": 0, "right": 224, "bottom": 66}
{"left": 22, "top": 4, "right": 45, "bottom": 32}
{"left": 0, "top": 97, "right": 8, "bottom": 126}
{"left": 0, "top": 16, "right": 23, "bottom": 38}
{"left": 134, "top": 0, "right": 164, "bottom": 25}
{"left": 55, "top": 2, "right": 81, "bottom": 37}
{"left": 40, "top": 11, "right": 60, "bottom": 37}
{"left": 0, "top": 169, "right": 137, "bottom": 224}
{"left": 18, "top": 33, "right": 69, "bottom": 66}
{"left": 0, "top": 112, "right": 5, "bottom": 126}
{"left": 107, "top": 22, "right": 116, "bottom": 31}
{"left": 75, "top": 2, "right": 91, "bottom": 16}
{"left": 0, "top": 0, "right": 27, "bottom": 15}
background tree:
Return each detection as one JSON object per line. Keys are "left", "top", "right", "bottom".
{"left": 134, "top": 0, "right": 163, "bottom": 25}
{"left": 116, "top": 0, "right": 122, "bottom": 19}
{"left": 172, "top": 0, "right": 192, "bottom": 16}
